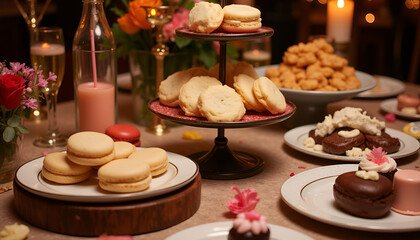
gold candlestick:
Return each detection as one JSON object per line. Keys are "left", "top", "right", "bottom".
{"left": 143, "top": 6, "right": 175, "bottom": 136}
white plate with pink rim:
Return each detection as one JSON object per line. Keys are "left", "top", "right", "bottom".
{"left": 380, "top": 98, "right": 420, "bottom": 120}
{"left": 284, "top": 124, "right": 420, "bottom": 162}
{"left": 165, "top": 221, "right": 313, "bottom": 240}
{"left": 14, "top": 147, "right": 198, "bottom": 203}
{"left": 281, "top": 164, "right": 420, "bottom": 232}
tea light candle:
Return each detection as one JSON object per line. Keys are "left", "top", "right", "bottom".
{"left": 30, "top": 43, "right": 65, "bottom": 56}
{"left": 243, "top": 49, "right": 271, "bottom": 67}
{"left": 327, "top": 0, "right": 354, "bottom": 43}
{"left": 77, "top": 82, "right": 115, "bottom": 133}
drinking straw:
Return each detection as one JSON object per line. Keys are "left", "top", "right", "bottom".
{"left": 90, "top": 29, "right": 98, "bottom": 88}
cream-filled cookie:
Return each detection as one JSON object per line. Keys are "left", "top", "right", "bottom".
{"left": 66, "top": 131, "right": 115, "bottom": 166}
{"left": 222, "top": 4, "right": 261, "bottom": 33}
{"left": 188, "top": 2, "right": 224, "bottom": 33}
{"left": 233, "top": 74, "right": 266, "bottom": 112}
{"left": 129, "top": 147, "right": 169, "bottom": 177}
{"left": 179, "top": 76, "right": 222, "bottom": 117}
{"left": 113, "top": 141, "right": 136, "bottom": 160}
{"left": 253, "top": 77, "right": 287, "bottom": 114}
{"left": 98, "top": 158, "right": 152, "bottom": 193}
{"left": 159, "top": 70, "right": 192, "bottom": 107}
{"left": 42, "top": 152, "right": 92, "bottom": 184}
{"left": 198, "top": 85, "right": 246, "bottom": 122}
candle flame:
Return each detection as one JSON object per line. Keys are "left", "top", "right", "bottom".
{"left": 252, "top": 49, "right": 260, "bottom": 55}
{"left": 41, "top": 43, "right": 50, "bottom": 49}
{"left": 337, "top": 0, "right": 345, "bottom": 8}
{"left": 151, "top": 9, "right": 157, "bottom": 16}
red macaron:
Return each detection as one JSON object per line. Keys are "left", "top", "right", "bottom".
{"left": 105, "top": 124, "right": 141, "bottom": 147}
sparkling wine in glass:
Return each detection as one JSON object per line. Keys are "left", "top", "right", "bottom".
{"left": 31, "top": 27, "right": 67, "bottom": 147}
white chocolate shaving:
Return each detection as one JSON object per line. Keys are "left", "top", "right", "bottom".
{"left": 355, "top": 170, "right": 379, "bottom": 181}
{"left": 338, "top": 129, "right": 360, "bottom": 138}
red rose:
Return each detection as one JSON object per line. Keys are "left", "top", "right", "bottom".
{"left": 0, "top": 74, "right": 26, "bottom": 110}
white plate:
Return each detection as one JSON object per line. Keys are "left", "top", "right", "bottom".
{"left": 356, "top": 75, "right": 405, "bottom": 98}
{"left": 165, "top": 221, "right": 313, "bottom": 240}
{"left": 117, "top": 72, "right": 132, "bottom": 91}
{"left": 380, "top": 98, "right": 420, "bottom": 120}
{"left": 281, "top": 164, "right": 420, "bottom": 232}
{"left": 15, "top": 148, "right": 199, "bottom": 203}
{"left": 284, "top": 124, "right": 419, "bottom": 162}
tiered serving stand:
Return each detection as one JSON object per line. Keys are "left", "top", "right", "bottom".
{"left": 149, "top": 3, "right": 296, "bottom": 180}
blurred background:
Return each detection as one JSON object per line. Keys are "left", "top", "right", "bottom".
{"left": 0, "top": 0, "right": 419, "bottom": 102}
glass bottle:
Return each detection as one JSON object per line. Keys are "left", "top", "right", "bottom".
{"left": 72, "top": 0, "right": 117, "bottom": 133}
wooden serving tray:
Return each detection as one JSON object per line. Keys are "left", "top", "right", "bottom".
{"left": 13, "top": 174, "right": 201, "bottom": 237}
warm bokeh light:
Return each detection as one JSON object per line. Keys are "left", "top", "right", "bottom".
{"left": 151, "top": 8, "right": 157, "bottom": 16}
{"left": 405, "top": 0, "right": 420, "bottom": 9}
{"left": 41, "top": 42, "right": 50, "bottom": 49}
{"left": 365, "top": 13, "right": 375, "bottom": 23}
{"left": 337, "top": 0, "right": 345, "bottom": 8}
{"left": 318, "top": 0, "right": 327, "bottom": 4}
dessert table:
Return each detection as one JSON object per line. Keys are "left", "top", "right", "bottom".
{"left": 1, "top": 83, "right": 420, "bottom": 240}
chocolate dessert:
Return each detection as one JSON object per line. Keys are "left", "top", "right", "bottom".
{"left": 308, "top": 129, "right": 324, "bottom": 144}
{"left": 322, "top": 128, "right": 365, "bottom": 155}
{"left": 365, "top": 130, "right": 400, "bottom": 154}
{"left": 228, "top": 227, "right": 270, "bottom": 240}
{"left": 333, "top": 171, "right": 394, "bottom": 218}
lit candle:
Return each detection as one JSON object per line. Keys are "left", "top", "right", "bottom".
{"left": 243, "top": 49, "right": 271, "bottom": 67}
{"left": 30, "top": 43, "right": 65, "bottom": 56}
{"left": 327, "top": 0, "right": 354, "bottom": 43}
{"left": 77, "top": 82, "right": 115, "bottom": 133}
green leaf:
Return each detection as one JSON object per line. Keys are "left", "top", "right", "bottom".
{"left": 7, "top": 115, "right": 20, "bottom": 127}
{"left": 16, "top": 125, "right": 30, "bottom": 134}
{"left": 227, "top": 43, "right": 239, "bottom": 60}
{"left": 175, "top": 36, "right": 192, "bottom": 49}
{"left": 3, "top": 127, "right": 15, "bottom": 143}
{"left": 110, "top": 7, "right": 126, "bottom": 17}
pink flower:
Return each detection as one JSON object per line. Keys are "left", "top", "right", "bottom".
{"left": 385, "top": 113, "right": 396, "bottom": 122}
{"left": 366, "top": 147, "right": 389, "bottom": 165}
{"left": 163, "top": 8, "right": 189, "bottom": 42}
{"left": 227, "top": 186, "right": 259, "bottom": 214}
{"left": 244, "top": 210, "right": 261, "bottom": 220}
{"left": 21, "top": 98, "right": 38, "bottom": 110}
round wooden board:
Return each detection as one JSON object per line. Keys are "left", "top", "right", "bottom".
{"left": 13, "top": 174, "right": 201, "bottom": 237}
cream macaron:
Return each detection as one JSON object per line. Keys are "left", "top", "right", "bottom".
{"left": 42, "top": 152, "right": 92, "bottom": 184}
{"left": 66, "top": 131, "right": 115, "bottom": 166}
{"left": 98, "top": 158, "right": 152, "bottom": 193}
{"left": 222, "top": 4, "right": 262, "bottom": 33}
{"left": 113, "top": 141, "right": 136, "bottom": 160}
{"left": 129, "top": 147, "right": 169, "bottom": 177}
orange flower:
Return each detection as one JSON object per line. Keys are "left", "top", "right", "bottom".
{"left": 129, "top": 0, "right": 163, "bottom": 30}
{"left": 117, "top": 14, "right": 141, "bottom": 34}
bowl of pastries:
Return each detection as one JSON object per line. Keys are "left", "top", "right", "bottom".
{"left": 255, "top": 38, "right": 376, "bottom": 127}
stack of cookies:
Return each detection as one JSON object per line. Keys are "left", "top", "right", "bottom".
{"left": 158, "top": 62, "right": 287, "bottom": 122}
{"left": 41, "top": 132, "right": 169, "bottom": 193}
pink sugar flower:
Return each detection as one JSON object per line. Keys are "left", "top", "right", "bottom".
{"left": 366, "top": 147, "right": 389, "bottom": 165}
{"left": 227, "top": 186, "right": 260, "bottom": 214}
{"left": 244, "top": 210, "right": 261, "bottom": 220}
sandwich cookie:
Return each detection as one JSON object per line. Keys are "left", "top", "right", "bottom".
{"left": 129, "top": 147, "right": 169, "bottom": 177}
{"left": 67, "top": 131, "right": 115, "bottom": 166}
{"left": 113, "top": 141, "right": 136, "bottom": 160}
{"left": 98, "top": 158, "right": 152, "bottom": 193}
{"left": 105, "top": 124, "right": 141, "bottom": 147}
{"left": 158, "top": 70, "right": 192, "bottom": 107}
{"left": 222, "top": 4, "right": 261, "bottom": 33}
{"left": 253, "top": 77, "right": 287, "bottom": 114}
{"left": 42, "top": 152, "right": 92, "bottom": 184}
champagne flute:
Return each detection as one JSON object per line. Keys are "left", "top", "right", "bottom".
{"left": 31, "top": 27, "right": 67, "bottom": 147}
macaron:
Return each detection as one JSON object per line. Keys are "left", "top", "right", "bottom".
{"left": 129, "top": 147, "right": 169, "bottom": 177}
{"left": 333, "top": 171, "right": 394, "bottom": 218}
{"left": 221, "top": 4, "right": 262, "bottom": 33}
{"left": 105, "top": 124, "right": 141, "bottom": 147}
{"left": 42, "top": 152, "right": 92, "bottom": 184}
{"left": 98, "top": 158, "right": 152, "bottom": 193}
{"left": 67, "top": 131, "right": 115, "bottom": 166}
{"left": 113, "top": 141, "right": 136, "bottom": 160}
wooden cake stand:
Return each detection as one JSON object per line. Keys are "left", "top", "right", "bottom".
{"left": 13, "top": 174, "right": 201, "bottom": 237}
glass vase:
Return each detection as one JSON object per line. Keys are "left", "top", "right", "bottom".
{"left": 0, "top": 133, "right": 23, "bottom": 184}
{"left": 128, "top": 49, "right": 194, "bottom": 126}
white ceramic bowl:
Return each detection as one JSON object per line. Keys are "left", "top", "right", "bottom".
{"left": 255, "top": 65, "right": 376, "bottom": 127}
